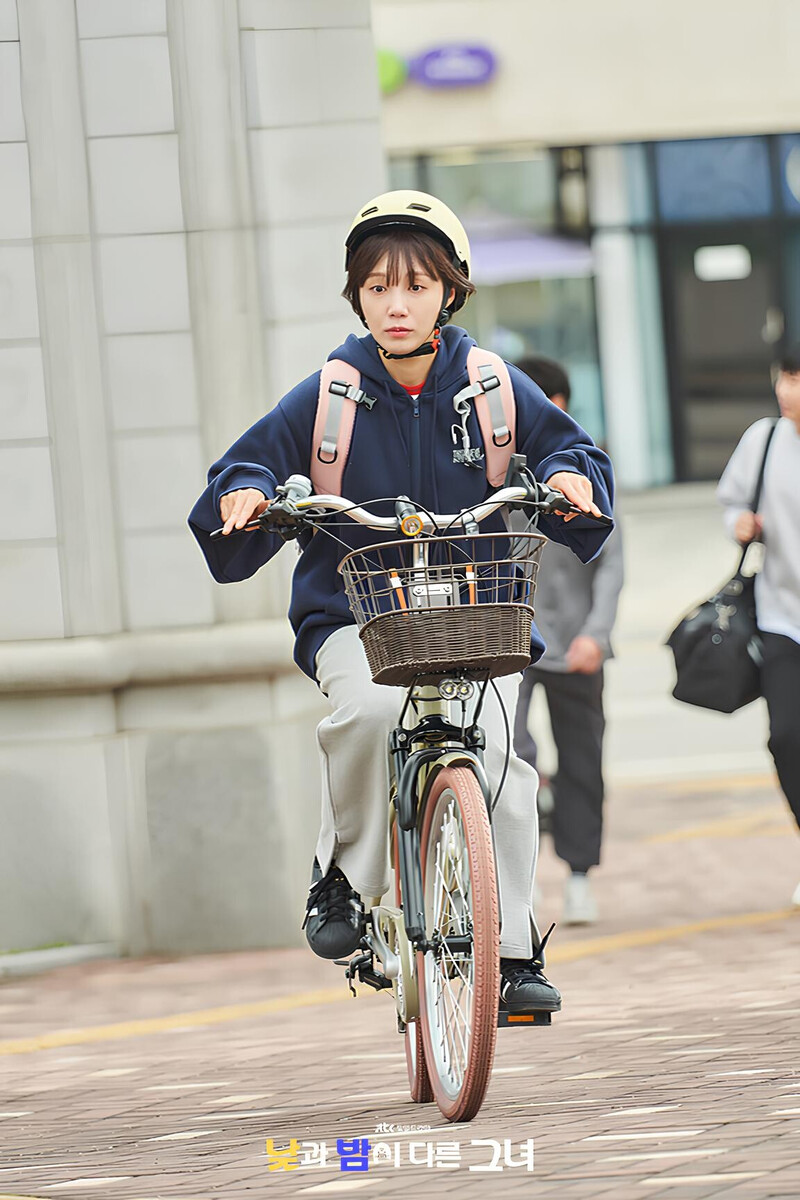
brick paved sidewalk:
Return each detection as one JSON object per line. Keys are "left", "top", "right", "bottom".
{"left": 1, "top": 776, "right": 799, "bottom": 1200}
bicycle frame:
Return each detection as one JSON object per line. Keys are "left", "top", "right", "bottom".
{"left": 357, "top": 666, "right": 497, "bottom": 1018}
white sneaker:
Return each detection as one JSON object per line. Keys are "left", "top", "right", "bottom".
{"left": 791, "top": 880, "right": 800, "bottom": 909}
{"left": 563, "top": 873, "right": 598, "bottom": 926}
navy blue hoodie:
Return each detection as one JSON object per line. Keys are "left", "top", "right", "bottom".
{"left": 188, "top": 325, "right": 615, "bottom": 681}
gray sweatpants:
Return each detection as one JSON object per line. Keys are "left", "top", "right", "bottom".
{"left": 314, "top": 625, "right": 542, "bottom": 959}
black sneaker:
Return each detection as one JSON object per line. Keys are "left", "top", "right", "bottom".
{"left": 302, "top": 858, "right": 364, "bottom": 960}
{"left": 499, "top": 957, "right": 562, "bottom": 1013}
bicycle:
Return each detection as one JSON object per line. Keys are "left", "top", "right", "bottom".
{"left": 211, "top": 454, "right": 611, "bottom": 1122}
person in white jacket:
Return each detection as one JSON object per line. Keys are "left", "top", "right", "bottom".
{"left": 717, "top": 344, "right": 800, "bottom": 908}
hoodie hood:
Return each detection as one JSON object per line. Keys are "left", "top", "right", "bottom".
{"left": 326, "top": 324, "right": 476, "bottom": 397}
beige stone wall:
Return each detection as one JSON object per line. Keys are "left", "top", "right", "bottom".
{"left": 0, "top": 0, "right": 385, "bottom": 955}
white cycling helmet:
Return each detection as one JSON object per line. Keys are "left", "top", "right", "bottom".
{"left": 345, "top": 189, "right": 471, "bottom": 311}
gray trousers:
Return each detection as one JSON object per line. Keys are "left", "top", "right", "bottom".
{"left": 314, "top": 625, "right": 542, "bottom": 959}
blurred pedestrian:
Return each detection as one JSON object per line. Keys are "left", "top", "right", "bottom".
{"left": 717, "top": 343, "right": 800, "bottom": 908}
{"left": 513, "top": 356, "right": 624, "bottom": 924}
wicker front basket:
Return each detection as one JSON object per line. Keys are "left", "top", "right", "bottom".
{"left": 359, "top": 602, "right": 534, "bottom": 687}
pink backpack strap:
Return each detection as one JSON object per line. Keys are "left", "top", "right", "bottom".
{"left": 465, "top": 346, "right": 516, "bottom": 486}
{"left": 311, "top": 360, "right": 372, "bottom": 495}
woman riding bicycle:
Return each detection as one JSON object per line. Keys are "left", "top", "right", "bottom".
{"left": 189, "top": 191, "right": 615, "bottom": 1015}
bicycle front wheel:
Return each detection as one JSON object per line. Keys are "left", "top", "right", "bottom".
{"left": 417, "top": 765, "right": 499, "bottom": 1122}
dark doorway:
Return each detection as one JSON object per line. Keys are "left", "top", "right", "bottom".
{"left": 661, "top": 225, "right": 783, "bottom": 480}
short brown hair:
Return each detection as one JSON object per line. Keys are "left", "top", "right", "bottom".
{"left": 343, "top": 227, "right": 475, "bottom": 320}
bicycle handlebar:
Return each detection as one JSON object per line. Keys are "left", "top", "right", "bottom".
{"left": 209, "top": 469, "right": 612, "bottom": 541}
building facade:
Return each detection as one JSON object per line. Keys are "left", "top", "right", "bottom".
{"left": 373, "top": 0, "right": 800, "bottom": 487}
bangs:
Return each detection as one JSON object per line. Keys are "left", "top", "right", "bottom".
{"left": 353, "top": 230, "right": 448, "bottom": 289}
{"left": 369, "top": 235, "right": 442, "bottom": 288}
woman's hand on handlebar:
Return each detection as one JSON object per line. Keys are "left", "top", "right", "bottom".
{"left": 219, "top": 488, "right": 269, "bottom": 535}
{"left": 545, "top": 471, "right": 604, "bottom": 521}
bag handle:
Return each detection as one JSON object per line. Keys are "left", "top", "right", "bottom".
{"left": 736, "top": 418, "right": 779, "bottom": 574}
{"left": 750, "top": 419, "right": 778, "bottom": 512}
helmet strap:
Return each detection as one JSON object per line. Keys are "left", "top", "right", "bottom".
{"left": 379, "top": 325, "right": 441, "bottom": 361}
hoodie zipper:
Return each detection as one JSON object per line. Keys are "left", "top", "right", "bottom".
{"left": 411, "top": 395, "right": 421, "bottom": 502}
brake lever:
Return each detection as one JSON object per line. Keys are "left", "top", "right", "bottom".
{"left": 539, "top": 487, "right": 613, "bottom": 526}
{"left": 256, "top": 499, "right": 306, "bottom": 542}
{"left": 209, "top": 520, "right": 260, "bottom": 541}
{"left": 209, "top": 500, "right": 304, "bottom": 542}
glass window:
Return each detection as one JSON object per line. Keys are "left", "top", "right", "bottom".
{"left": 655, "top": 137, "right": 772, "bottom": 222}
{"left": 459, "top": 277, "right": 605, "bottom": 442}
{"left": 784, "top": 229, "right": 800, "bottom": 344}
{"left": 425, "top": 146, "right": 556, "bottom": 229}
{"left": 778, "top": 134, "right": 800, "bottom": 214}
{"left": 387, "top": 156, "right": 421, "bottom": 192}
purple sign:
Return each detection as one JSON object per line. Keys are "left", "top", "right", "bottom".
{"left": 409, "top": 45, "right": 496, "bottom": 89}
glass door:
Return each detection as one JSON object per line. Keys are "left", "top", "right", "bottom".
{"left": 661, "top": 225, "right": 783, "bottom": 480}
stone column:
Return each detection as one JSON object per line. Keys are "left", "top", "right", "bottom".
{"left": 16, "top": 1, "right": 123, "bottom": 636}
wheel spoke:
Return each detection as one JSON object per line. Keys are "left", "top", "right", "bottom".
{"left": 438, "top": 963, "right": 470, "bottom": 1081}
{"left": 420, "top": 769, "right": 498, "bottom": 1120}
{"left": 428, "top": 795, "right": 475, "bottom": 1090}
{"left": 437, "top": 985, "right": 467, "bottom": 1083}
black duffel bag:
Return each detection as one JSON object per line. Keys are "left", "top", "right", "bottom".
{"left": 666, "top": 552, "right": 762, "bottom": 712}
{"left": 665, "top": 419, "right": 777, "bottom": 714}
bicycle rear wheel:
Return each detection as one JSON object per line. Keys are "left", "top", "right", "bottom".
{"left": 391, "top": 820, "right": 433, "bottom": 1103}
{"left": 417, "top": 765, "right": 499, "bottom": 1122}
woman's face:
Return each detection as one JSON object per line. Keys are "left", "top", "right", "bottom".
{"left": 359, "top": 253, "right": 454, "bottom": 354}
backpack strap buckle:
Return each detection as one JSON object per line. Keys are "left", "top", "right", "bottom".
{"left": 328, "top": 379, "right": 377, "bottom": 410}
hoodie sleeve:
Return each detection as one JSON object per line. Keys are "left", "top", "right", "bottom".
{"left": 188, "top": 372, "right": 319, "bottom": 583}
{"left": 507, "top": 363, "right": 615, "bottom": 563}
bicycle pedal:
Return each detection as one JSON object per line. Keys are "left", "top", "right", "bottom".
{"left": 497, "top": 998, "right": 553, "bottom": 1028}
{"left": 333, "top": 950, "right": 392, "bottom": 995}
{"left": 360, "top": 969, "right": 393, "bottom": 992}
{"left": 498, "top": 1009, "right": 553, "bottom": 1027}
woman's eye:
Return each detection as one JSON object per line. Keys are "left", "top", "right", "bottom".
{"left": 371, "top": 285, "right": 385, "bottom": 293}
{"left": 410, "top": 284, "right": 424, "bottom": 292}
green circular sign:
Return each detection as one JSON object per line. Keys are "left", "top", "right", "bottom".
{"left": 377, "top": 49, "right": 408, "bottom": 95}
